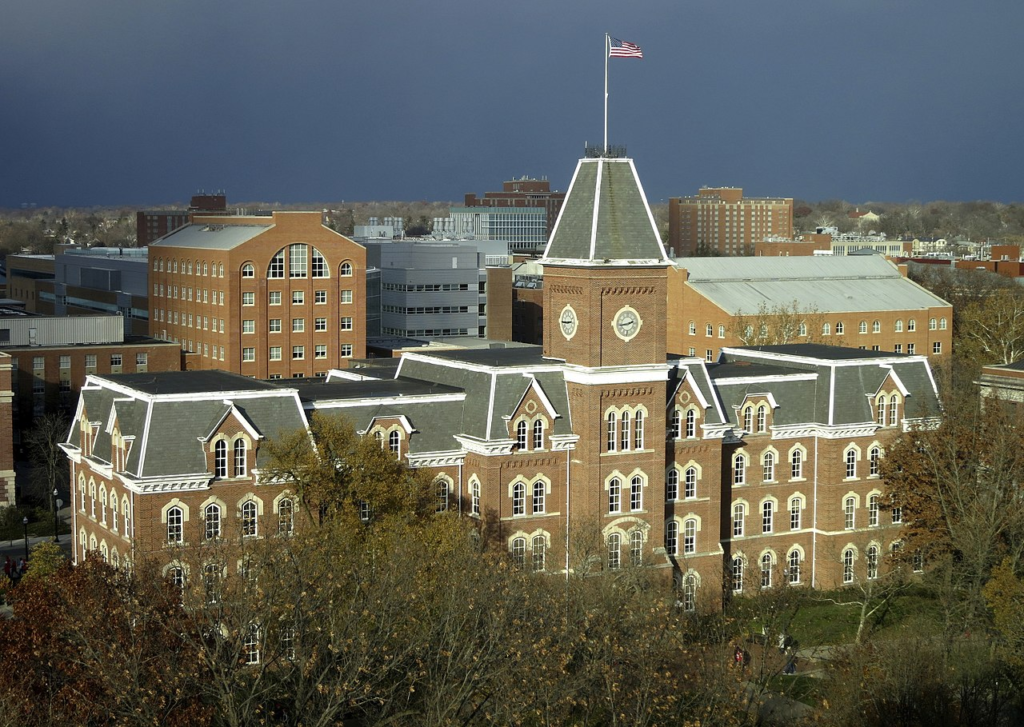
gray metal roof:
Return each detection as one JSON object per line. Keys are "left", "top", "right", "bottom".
{"left": 677, "top": 256, "right": 950, "bottom": 314}
{"left": 152, "top": 223, "right": 271, "bottom": 250}
{"left": 542, "top": 157, "right": 670, "bottom": 265}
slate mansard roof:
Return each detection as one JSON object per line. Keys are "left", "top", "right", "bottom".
{"left": 541, "top": 156, "right": 671, "bottom": 266}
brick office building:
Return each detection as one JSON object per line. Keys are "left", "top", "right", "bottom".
{"left": 148, "top": 211, "right": 366, "bottom": 378}
{"left": 63, "top": 152, "right": 940, "bottom": 606}
{"left": 668, "top": 187, "right": 794, "bottom": 257}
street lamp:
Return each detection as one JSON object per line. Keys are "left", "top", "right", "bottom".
{"left": 22, "top": 516, "right": 28, "bottom": 562}
{"left": 52, "top": 487, "right": 59, "bottom": 543}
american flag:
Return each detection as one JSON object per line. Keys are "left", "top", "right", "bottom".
{"left": 609, "top": 38, "right": 643, "bottom": 59}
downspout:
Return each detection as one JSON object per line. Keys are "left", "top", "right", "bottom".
{"left": 458, "top": 461, "right": 463, "bottom": 516}
{"left": 812, "top": 435, "right": 819, "bottom": 588}
{"left": 565, "top": 447, "right": 571, "bottom": 580}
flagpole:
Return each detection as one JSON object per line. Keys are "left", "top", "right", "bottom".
{"left": 603, "top": 33, "right": 609, "bottom": 154}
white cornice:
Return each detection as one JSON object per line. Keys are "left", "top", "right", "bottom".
{"left": 770, "top": 423, "right": 881, "bottom": 440}
{"left": 548, "top": 434, "right": 580, "bottom": 451}
{"left": 454, "top": 435, "right": 515, "bottom": 456}
{"left": 562, "top": 363, "right": 671, "bottom": 385}
{"left": 406, "top": 450, "right": 466, "bottom": 468}
{"left": 903, "top": 416, "right": 941, "bottom": 432}
{"left": 720, "top": 347, "right": 931, "bottom": 369}
{"left": 399, "top": 352, "right": 565, "bottom": 375}
{"left": 309, "top": 392, "right": 466, "bottom": 409}
{"left": 715, "top": 373, "right": 817, "bottom": 386}
{"left": 700, "top": 424, "right": 733, "bottom": 440}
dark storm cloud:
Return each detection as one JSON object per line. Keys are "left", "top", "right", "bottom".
{"left": 2, "top": 0, "right": 1022, "bottom": 207}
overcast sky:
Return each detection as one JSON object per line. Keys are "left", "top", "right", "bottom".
{"left": 2, "top": 0, "right": 1021, "bottom": 208}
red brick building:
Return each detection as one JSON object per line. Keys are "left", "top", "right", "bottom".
{"left": 148, "top": 211, "right": 366, "bottom": 378}
{"left": 668, "top": 187, "right": 793, "bottom": 257}
{"left": 63, "top": 153, "right": 941, "bottom": 607}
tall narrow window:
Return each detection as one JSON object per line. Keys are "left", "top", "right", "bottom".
{"left": 244, "top": 624, "right": 261, "bottom": 665}
{"left": 670, "top": 409, "right": 681, "bottom": 439}
{"left": 732, "top": 503, "right": 745, "bottom": 537}
{"left": 511, "top": 537, "right": 526, "bottom": 568}
{"left": 763, "top": 452, "right": 775, "bottom": 482}
{"left": 762, "top": 501, "right": 774, "bottom": 534}
{"left": 845, "top": 497, "right": 856, "bottom": 530}
{"left": 620, "top": 412, "right": 630, "bottom": 451}
{"left": 666, "top": 469, "right": 679, "bottom": 501}
{"left": 241, "top": 500, "right": 257, "bottom": 537}
{"left": 869, "top": 446, "right": 880, "bottom": 476}
{"left": 311, "top": 248, "right": 328, "bottom": 278}
{"left": 889, "top": 395, "right": 899, "bottom": 426}
{"left": 167, "top": 506, "right": 183, "bottom": 543}
{"left": 233, "top": 439, "right": 246, "bottom": 478}
{"left": 532, "top": 480, "right": 545, "bottom": 514}
{"left": 389, "top": 430, "right": 401, "bottom": 455}
{"left": 512, "top": 482, "right": 525, "bottom": 516}
{"left": 734, "top": 454, "right": 746, "bottom": 485}
{"left": 760, "top": 553, "right": 773, "bottom": 589}
{"left": 868, "top": 495, "right": 879, "bottom": 527}
{"left": 743, "top": 407, "right": 752, "bottom": 432}
{"left": 867, "top": 546, "right": 879, "bottom": 580}
{"left": 214, "top": 440, "right": 227, "bottom": 478}
{"left": 607, "top": 412, "right": 617, "bottom": 452}
{"left": 685, "top": 408, "right": 696, "bottom": 438}
{"left": 471, "top": 481, "right": 480, "bottom": 516}
{"left": 756, "top": 405, "right": 766, "bottom": 432}
{"left": 533, "top": 419, "right": 544, "bottom": 449}
{"left": 289, "top": 244, "right": 308, "bottom": 278}
{"left": 205, "top": 504, "right": 221, "bottom": 540}
{"left": 683, "top": 518, "right": 696, "bottom": 555}
{"left": 877, "top": 396, "right": 887, "bottom": 425}
{"left": 732, "top": 557, "right": 744, "bottom": 593}
{"left": 845, "top": 449, "right": 857, "bottom": 478}
{"left": 682, "top": 573, "right": 697, "bottom": 612}
{"left": 436, "top": 481, "right": 449, "bottom": 512}
{"left": 790, "top": 498, "right": 801, "bottom": 530}
{"left": 516, "top": 420, "right": 528, "bottom": 450}
{"left": 607, "top": 533, "right": 621, "bottom": 570}
{"left": 633, "top": 411, "right": 644, "bottom": 450}
{"left": 532, "top": 535, "right": 546, "bottom": 572}
{"left": 630, "top": 476, "right": 643, "bottom": 511}
{"left": 788, "top": 551, "right": 801, "bottom": 584}
{"left": 630, "top": 530, "right": 643, "bottom": 566}
{"left": 608, "top": 478, "right": 621, "bottom": 514}
{"left": 268, "top": 250, "right": 285, "bottom": 278}
{"left": 278, "top": 498, "right": 294, "bottom": 535}
{"left": 791, "top": 448, "right": 803, "bottom": 479}
{"left": 684, "top": 467, "right": 697, "bottom": 499}
{"left": 665, "top": 521, "right": 678, "bottom": 555}
{"left": 844, "top": 550, "right": 855, "bottom": 582}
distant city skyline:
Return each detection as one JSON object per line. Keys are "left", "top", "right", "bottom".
{"left": 3, "top": 0, "right": 1023, "bottom": 207}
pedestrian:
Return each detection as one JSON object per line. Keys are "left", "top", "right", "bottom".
{"left": 17, "top": 558, "right": 27, "bottom": 577}
{"left": 3, "top": 556, "right": 11, "bottom": 584}
{"left": 734, "top": 645, "right": 744, "bottom": 667}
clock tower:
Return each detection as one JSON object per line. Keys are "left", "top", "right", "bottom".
{"left": 540, "top": 151, "right": 675, "bottom": 577}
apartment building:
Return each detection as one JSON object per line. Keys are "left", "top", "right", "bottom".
{"left": 668, "top": 187, "right": 793, "bottom": 256}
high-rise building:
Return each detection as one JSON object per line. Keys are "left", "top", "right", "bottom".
{"left": 148, "top": 211, "right": 365, "bottom": 378}
{"left": 668, "top": 187, "right": 793, "bottom": 257}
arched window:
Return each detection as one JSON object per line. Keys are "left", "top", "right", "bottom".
{"left": 99, "top": 486, "right": 108, "bottom": 525}
{"left": 859, "top": 320, "right": 867, "bottom": 334}
{"left": 533, "top": 419, "right": 544, "bottom": 449}
{"left": 633, "top": 411, "right": 644, "bottom": 450}
{"left": 532, "top": 535, "right": 546, "bottom": 572}
{"left": 607, "top": 533, "right": 621, "bottom": 570}
{"left": 340, "top": 261, "right": 353, "bottom": 277}
{"left": 756, "top": 405, "right": 766, "bottom": 433}
{"left": 630, "top": 475, "right": 643, "bottom": 511}
{"left": 666, "top": 468, "right": 679, "bottom": 501}
{"left": 876, "top": 396, "right": 887, "bottom": 426}
{"left": 763, "top": 452, "right": 775, "bottom": 482}
{"left": 665, "top": 521, "right": 679, "bottom": 555}
{"left": 202, "top": 262, "right": 208, "bottom": 276}
{"left": 389, "top": 430, "right": 401, "bottom": 455}
{"left": 607, "top": 412, "right": 617, "bottom": 452}
{"left": 278, "top": 498, "right": 294, "bottom": 535}
{"left": 868, "top": 494, "right": 879, "bottom": 527}
{"left": 799, "top": 322, "right": 807, "bottom": 337}
{"left": 760, "top": 553, "right": 773, "bottom": 588}
{"left": 845, "top": 449, "right": 857, "bottom": 478}
{"left": 471, "top": 481, "right": 480, "bottom": 516}
{"left": 683, "top": 518, "right": 697, "bottom": 555}
{"left": 869, "top": 446, "right": 881, "bottom": 476}
{"left": 436, "top": 480, "right": 449, "bottom": 512}
{"left": 512, "top": 482, "right": 525, "bottom": 516}
{"left": 908, "top": 318, "right": 916, "bottom": 332}
{"left": 940, "top": 317, "right": 947, "bottom": 330}
{"left": 122, "top": 496, "right": 131, "bottom": 537}
{"left": 233, "top": 439, "right": 247, "bottom": 478}
{"left": 684, "top": 467, "right": 697, "bottom": 499}
{"left": 706, "top": 323, "right": 713, "bottom": 337}
{"left": 719, "top": 324, "right": 726, "bottom": 338}
{"left": 204, "top": 504, "right": 221, "bottom": 540}
{"left": 204, "top": 563, "right": 221, "bottom": 604}
{"left": 244, "top": 624, "right": 261, "bottom": 665}
{"left": 781, "top": 499, "right": 796, "bottom": 534}
{"left": 311, "top": 248, "right": 328, "bottom": 278}
{"left": 214, "top": 440, "right": 227, "bottom": 478}
{"left": 268, "top": 250, "right": 285, "bottom": 278}
{"left": 734, "top": 454, "right": 746, "bottom": 486}
{"left": 872, "top": 320, "right": 881, "bottom": 333}
{"left": 788, "top": 550, "right": 801, "bottom": 584}
{"left": 167, "top": 506, "right": 183, "bottom": 543}
{"left": 843, "top": 549, "right": 855, "bottom": 583}
{"left": 608, "top": 478, "right": 621, "bottom": 513}
{"left": 629, "top": 530, "right": 643, "bottom": 566}
{"left": 742, "top": 407, "right": 753, "bottom": 432}
{"left": 867, "top": 545, "right": 879, "bottom": 580}
{"left": 791, "top": 448, "right": 803, "bottom": 479}
{"left": 111, "top": 495, "right": 118, "bottom": 532}
{"left": 732, "top": 557, "right": 744, "bottom": 593}
{"left": 895, "top": 319, "right": 903, "bottom": 333}
{"left": 241, "top": 500, "right": 258, "bottom": 537}
{"left": 516, "top": 420, "right": 528, "bottom": 449}
{"left": 670, "top": 409, "right": 681, "bottom": 439}
{"left": 685, "top": 408, "right": 696, "bottom": 438}
{"left": 762, "top": 501, "right": 774, "bottom": 534}
{"left": 835, "top": 321, "right": 845, "bottom": 335}
{"left": 682, "top": 573, "right": 698, "bottom": 612}
{"left": 532, "top": 480, "right": 545, "bottom": 514}
{"left": 688, "top": 321, "right": 696, "bottom": 335}
{"left": 822, "top": 323, "right": 831, "bottom": 336}
{"left": 241, "top": 263, "right": 255, "bottom": 278}
{"left": 620, "top": 412, "right": 630, "bottom": 451}
{"left": 732, "top": 503, "right": 745, "bottom": 537}
{"left": 889, "top": 395, "right": 899, "bottom": 426}
{"left": 511, "top": 537, "right": 526, "bottom": 568}
{"left": 845, "top": 497, "right": 856, "bottom": 530}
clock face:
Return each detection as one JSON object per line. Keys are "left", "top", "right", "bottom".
{"left": 613, "top": 306, "right": 642, "bottom": 341}
{"left": 559, "top": 305, "right": 578, "bottom": 340}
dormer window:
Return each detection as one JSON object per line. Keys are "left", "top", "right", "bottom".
{"left": 214, "top": 440, "right": 228, "bottom": 478}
